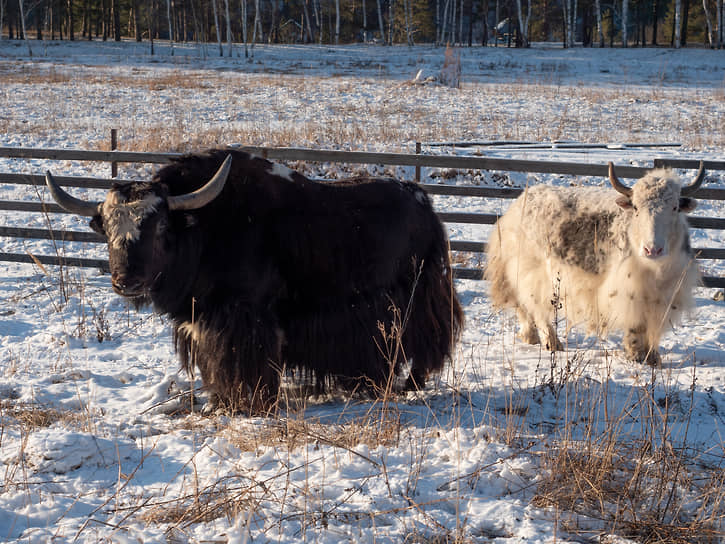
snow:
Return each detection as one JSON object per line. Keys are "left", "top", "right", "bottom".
{"left": 1, "top": 39, "right": 724, "bottom": 543}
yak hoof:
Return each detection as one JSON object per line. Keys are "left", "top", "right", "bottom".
{"left": 200, "top": 393, "right": 224, "bottom": 416}
{"left": 518, "top": 329, "right": 541, "bottom": 345}
{"left": 545, "top": 337, "right": 564, "bottom": 352}
{"left": 625, "top": 346, "right": 662, "bottom": 366}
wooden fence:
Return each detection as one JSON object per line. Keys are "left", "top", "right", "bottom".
{"left": 1, "top": 146, "right": 724, "bottom": 288}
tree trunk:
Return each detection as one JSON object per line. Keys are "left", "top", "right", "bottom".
{"left": 516, "top": 0, "right": 531, "bottom": 46}
{"left": 622, "top": 0, "right": 628, "bottom": 45}
{"left": 362, "top": 0, "right": 367, "bottom": 41}
{"left": 223, "top": 0, "right": 231, "bottom": 54}
{"left": 674, "top": 0, "right": 681, "bottom": 47}
{"left": 19, "top": 0, "right": 33, "bottom": 54}
{"left": 594, "top": 0, "right": 603, "bottom": 45}
{"left": 717, "top": 0, "right": 723, "bottom": 48}
{"left": 680, "top": 0, "right": 690, "bottom": 45}
{"left": 210, "top": 0, "right": 222, "bottom": 54}
{"left": 334, "top": 0, "right": 340, "bottom": 44}
{"left": 0, "top": 0, "right": 5, "bottom": 40}
{"left": 375, "top": 0, "right": 385, "bottom": 42}
{"left": 481, "top": 0, "right": 488, "bottom": 45}
{"left": 112, "top": 0, "right": 120, "bottom": 39}
{"left": 403, "top": 0, "right": 413, "bottom": 44}
{"left": 251, "top": 0, "right": 259, "bottom": 46}
{"left": 702, "top": 0, "right": 714, "bottom": 45}
{"left": 388, "top": 0, "right": 393, "bottom": 44}
{"left": 241, "top": 0, "right": 248, "bottom": 56}
{"left": 166, "top": 0, "right": 174, "bottom": 52}
{"left": 651, "top": 0, "right": 659, "bottom": 45}
{"left": 302, "top": 0, "right": 314, "bottom": 42}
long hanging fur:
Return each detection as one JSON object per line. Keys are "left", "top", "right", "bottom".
{"left": 144, "top": 149, "right": 463, "bottom": 410}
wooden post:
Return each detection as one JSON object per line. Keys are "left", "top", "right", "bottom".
{"left": 415, "top": 141, "right": 421, "bottom": 182}
{"left": 111, "top": 129, "right": 118, "bottom": 178}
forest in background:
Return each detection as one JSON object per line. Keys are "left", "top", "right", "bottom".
{"left": 0, "top": 0, "right": 723, "bottom": 55}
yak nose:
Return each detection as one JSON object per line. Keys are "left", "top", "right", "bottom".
{"left": 111, "top": 273, "right": 143, "bottom": 296}
{"left": 643, "top": 245, "right": 664, "bottom": 259}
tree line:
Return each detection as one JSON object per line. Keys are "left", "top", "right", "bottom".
{"left": 1, "top": 0, "right": 723, "bottom": 51}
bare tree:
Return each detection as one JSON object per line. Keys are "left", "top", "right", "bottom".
{"left": 563, "top": 0, "right": 573, "bottom": 46}
{"left": 251, "top": 0, "right": 260, "bottom": 46}
{"left": 240, "top": 0, "right": 249, "bottom": 56}
{"left": 18, "top": 0, "right": 33, "bottom": 55}
{"left": 166, "top": 0, "right": 174, "bottom": 54}
{"left": 516, "top": 0, "right": 532, "bottom": 46}
{"left": 0, "top": 0, "right": 6, "bottom": 39}
{"left": 441, "top": 0, "right": 450, "bottom": 42}
{"left": 594, "top": 0, "right": 604, "bottom": 45}
{"left": 301, "top": 0, "right": 314, "bottom": 42}
{"left": 702, "top": 0, "right": 714, "bottom": 46}
{"left": 224, "top": 0, "right": 232, "bottom": 55}
{"left": 210, "top": 0, "right": 222, "bottom": 55}
{"left": 674, "top": 0, "right": 681, "bottom": 48}
{"left": 334, "top": 0, "right": 340, "bottom": 43}
{"left": 403, "top": 0, "right": 414, "bottom": 44}
{"left": 362, "top": 0, "right": 367, "bottom": 41}
{"left": 376, "top": 0, "right": 385, "bottom": 43}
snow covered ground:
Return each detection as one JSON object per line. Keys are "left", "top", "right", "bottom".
{"left": 0, "top": 40, "right": 724, "bottom": 543}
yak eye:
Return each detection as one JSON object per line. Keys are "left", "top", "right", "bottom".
{"left": 633, "top": 205, "right": 638, "bottom": 212}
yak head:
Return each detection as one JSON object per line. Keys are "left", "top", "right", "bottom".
{"left": 609, "top": 162, "right": 704, "bottom": 263}
{"left": 45, "top": 155, "right": 232, "bottom": 298}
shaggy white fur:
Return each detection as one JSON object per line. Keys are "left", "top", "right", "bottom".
{"left": 486, "top": 170, "right": 699, "bottom": 364}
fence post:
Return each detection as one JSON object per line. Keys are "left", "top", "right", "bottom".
{"left": 415, "top": 141, "right": 421, "bottom": 182}
{"left": 111, "top": 129, "right": 118, "bottom": 178}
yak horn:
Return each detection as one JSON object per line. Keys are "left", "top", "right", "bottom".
{"left": 608, "top": 162, "right": 632, "bottom": 198}
{"left": 45, "top": 171, "right": 101, "bottom": 217}
{"left": 680, "top": 161, "right": 705, "bottom": 197}
{"left": 168, "top": 155, "right": 232, "bottom": 211}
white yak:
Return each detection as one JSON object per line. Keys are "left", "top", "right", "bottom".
{"left": 486, "top": 163, "right": 704, "bottom": 364}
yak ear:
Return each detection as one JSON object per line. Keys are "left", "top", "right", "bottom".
{"left": 89, "top": 215, "right": 106, "bottom": 235}
{"left": 184, "top": 214, "right": 198, "bottom": 228}
{"left": 615, "top": 196, "right": 633, "bottom": 209}
{"left": 679, "top": 197, "right": 697, "bottom": 213}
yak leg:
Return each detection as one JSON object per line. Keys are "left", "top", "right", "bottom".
{"left": 516, "top": 306, "right": 562, "bottom": 351}
{"left": 516, "top": 307, "right": 541, "bottom": 345}
{"left": 538, "top": 320, "right": 563, "bottom": 352}
{"left": 624, "top": 327, "right": 661, "bottom": 366}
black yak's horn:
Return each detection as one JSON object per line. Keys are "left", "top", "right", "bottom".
{"left": 45, "top": 170, "right": 101, "bottom": 217}
{"left": 680, "top": 161, "right": 705, "bottom": 197}
{"left": 608, "top": 162, "right": 632, "bottom": 198}
{"left": 168, "top": 155, "right": 232, "bottom": 211}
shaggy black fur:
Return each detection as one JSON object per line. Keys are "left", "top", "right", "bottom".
{"left": 96, "top": 149, "right": 463, "bottom": 411}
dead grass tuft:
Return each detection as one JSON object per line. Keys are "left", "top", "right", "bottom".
{"left": 1, "top": 400, "right": 88, "bottom": 430}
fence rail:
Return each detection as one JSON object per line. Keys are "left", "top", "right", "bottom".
{"left": 1, "top": 146, "right": 724, "bottom": 288}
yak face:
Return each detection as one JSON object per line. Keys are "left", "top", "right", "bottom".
{"left": 44, "top": 154, "right": 233, "bottom": 300}
{"left": 608, "top": 163, "right": 702, "bottom": 264}
{"left": 615, "top": 172, "right": 696, "bottom": 262}
{"left": 90, "top": 183, "right": 170, "bottom": 298}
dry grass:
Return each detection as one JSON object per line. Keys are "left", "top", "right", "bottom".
{"left": 3, "top": 60, "right": 724, "bottom": 154}
{"left": 1, "top": 400, "right": 90, "bottom": 430}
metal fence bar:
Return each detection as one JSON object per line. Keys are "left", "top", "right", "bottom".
{"left": 1, "top": 146, "right": 723, "bottom": 288}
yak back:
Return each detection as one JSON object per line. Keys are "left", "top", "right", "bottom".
{"left": 152, "top": 149, "right": 443, "bottom": 313}
{"left": 515, "top": 185, "right": 629, "bottom": 275}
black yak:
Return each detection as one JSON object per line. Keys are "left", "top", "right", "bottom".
{"left": 46, "top": 149, "right": 464, "bottom": 411}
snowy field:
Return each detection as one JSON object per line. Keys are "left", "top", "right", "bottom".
{"left": 1, "top": 40, "right": 725, "bottom": 543}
